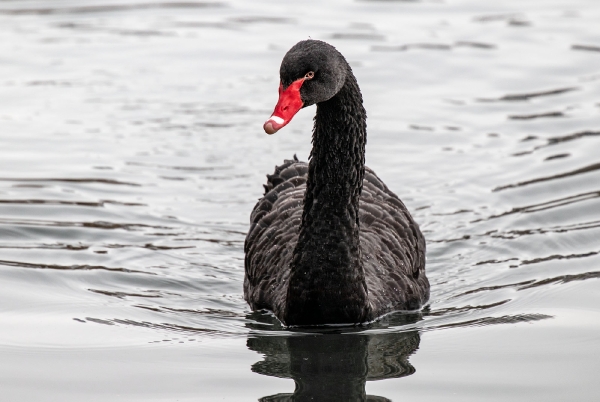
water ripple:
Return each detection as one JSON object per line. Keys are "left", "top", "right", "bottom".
{"left": 519, "top": 271, "right": 600, "bottom": 289}
{"left": 572, "top": 44, "right": 600, "bottom": 53}
{"left": 481, "top": 191, "right": 600, "bottom": 219}
{"left": 0, "top": 199, "right": 145, "bottom": 207}
{"left": 479, "top": 87, "right": 578, "bottom": 102}
{"left": 0, "top": 218, "right": 171, "bottom": 231}
{"left": 0, "top": 2, "right": 225, "bottom": 15}
{"left": 0, "top": 178, "right": 141, "bottom": 186}
{"left": 0, "top": 259, "right": 151, "bottom": 274}
{"left": 429, "top": 314, "right": 553, "bottom": 330}
{"left": 494, "top": 163, "right": 600, "bottom": 191}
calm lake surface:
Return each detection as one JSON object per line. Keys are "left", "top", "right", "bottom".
{"left": 0, "top": 0, "right": 599, "bottom": 400}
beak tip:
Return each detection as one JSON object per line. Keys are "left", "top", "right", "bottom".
{"left": 264, "top": 121, "right": 278, "bottom": 135}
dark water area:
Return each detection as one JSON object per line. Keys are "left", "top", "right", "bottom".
{"left": 0, "top": 0, "right": 599, "bottom": 400}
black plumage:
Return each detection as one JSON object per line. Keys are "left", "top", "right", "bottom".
{"left": 244, "top": 40, "right": 429, "bottom": 326}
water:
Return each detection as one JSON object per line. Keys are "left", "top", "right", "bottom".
{"left": 0, "top": 0, "right": 598, "bottom": 400}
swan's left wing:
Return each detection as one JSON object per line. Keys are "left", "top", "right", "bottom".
{"left": 359, "top": 167, "right": 429, "bottom": 313}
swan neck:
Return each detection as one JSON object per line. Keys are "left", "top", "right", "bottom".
{"left": 285, "top": 70, "right": 370, "bottom": 325}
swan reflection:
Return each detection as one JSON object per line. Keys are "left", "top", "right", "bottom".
{"left": 246, "top": 312, "right": 422, "bottom": 401}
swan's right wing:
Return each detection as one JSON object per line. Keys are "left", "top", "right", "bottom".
{"left": 244, "top": 159, "right": 308, "bottom": 317}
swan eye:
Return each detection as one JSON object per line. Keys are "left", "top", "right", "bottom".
{"left": 304, "top": 71, "right": 315, "bottom": 80}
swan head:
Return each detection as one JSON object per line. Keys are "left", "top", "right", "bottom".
{"left": 264, "top": 40, "right": 348, "bottom": 135}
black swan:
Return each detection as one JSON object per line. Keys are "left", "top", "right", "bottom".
{"left": 244, "top": 40, "right": 429, "bottom": 326}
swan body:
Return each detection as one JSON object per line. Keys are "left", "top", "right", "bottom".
{"left": 244, "top": 40, "right": 429, "bottom": 326}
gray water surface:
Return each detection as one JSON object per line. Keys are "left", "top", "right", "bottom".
{"left": 0, "top": 0, "right": 599, "bottom": 401}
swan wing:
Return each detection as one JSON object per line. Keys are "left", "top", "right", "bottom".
{"left": 244, "top": 159, "right": 307, "bottom": 317}
{"left": 359, "top": 167, "right": 429, "bottom": 313}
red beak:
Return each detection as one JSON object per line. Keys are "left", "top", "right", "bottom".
{"left": 264, "top": 78, "right": 305, "bottom": 135}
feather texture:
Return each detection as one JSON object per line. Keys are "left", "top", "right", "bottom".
{"left": 244, "top": 160, "right": 429, "bottom": 324}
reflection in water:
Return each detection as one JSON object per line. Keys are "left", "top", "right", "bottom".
{"left": 247, "top": 313, "right": 421, "bottom": 402}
